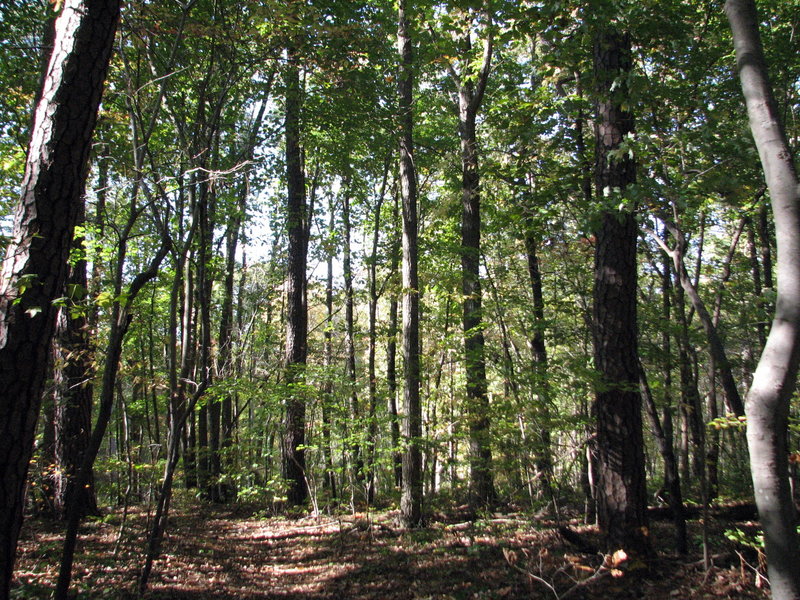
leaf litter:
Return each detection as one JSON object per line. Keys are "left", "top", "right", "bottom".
{"left": 14, "top": 502, "right": 770, "bottom": 599}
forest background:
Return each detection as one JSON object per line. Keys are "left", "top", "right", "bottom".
{"left": 0, "top": 0, "right": 799, "bottom": 598}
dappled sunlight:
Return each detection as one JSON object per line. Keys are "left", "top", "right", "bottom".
{"left": 13, "top": 503, "right": 770, "bottom": 599}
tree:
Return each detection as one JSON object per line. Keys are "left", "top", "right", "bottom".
{"left": 50, "top": 204, "right": 98, "bottom": 520}
{"left": 726, "top": 1, "right": 800, "bottom": 597}
{"left": 281, "top": 46, "right": 309, "bottom": 507}
{"left": 398, "top": 0, "right": 423, "bottom": 527}
{"left": 591, "top": 25, "right": 650, "bottom": 557}
{"left": 444, "top": 2, "right": 497, "bottom": 508}
{"left": 0, "top": 1, "right": 120, "bottom": 596}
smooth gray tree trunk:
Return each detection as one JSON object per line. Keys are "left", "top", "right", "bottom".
{"left": 726, "top": 1, "right": 800, "bottom": 598}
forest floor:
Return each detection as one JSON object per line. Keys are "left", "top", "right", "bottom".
{"left": 14, "top": 497, "right": 770, "bottom": 599}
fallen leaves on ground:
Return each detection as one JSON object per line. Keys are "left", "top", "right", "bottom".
{"left": 13, "top": 502, "right": 770, "bottom": 599}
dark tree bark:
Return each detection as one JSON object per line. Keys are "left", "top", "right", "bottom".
{"left": 281, "top": 49, "right": 308, "bottom": 506}
{"left": 398, "top": 0, "right": 422, "bottom": 527}
{"left": 196, "top": 167, "right": 221, "bottom": 502}
{"left": 0, "top": 1, "right": 120, "bottom": 596}
{"left": 180, "top": 257, "right": 198, "bottom": 489}
{"left": 450, "top": 13, "right": 497, "bottom": 508}
{"left": 592, "top": 28, "right": 650, "bottom": 557}
{"left": 726, "top": 1, "right": 800, "bottom": 597}
{"left": 51, "top": 205, "right": 98, "bottom": 519}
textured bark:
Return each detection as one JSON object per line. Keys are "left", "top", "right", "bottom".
{"left": 454, "top": 19, "right": 496, "bottom": 509}
{"left": 592, "top": 28, "right": 650, "bottom": 557}
{"left": 398, "top": 0, "right": 422, "bottom": 527}
{"left": 281, "top": 50, "right": 308, "bottom": 506}
{"left": 726, "top": 1, "right": 800, "bottom": 597}
{"left": 51, "top": 208, "right": 98, "bottom": 519}
{"left": 0, "top": 1, "right": 119, "bottom": 596}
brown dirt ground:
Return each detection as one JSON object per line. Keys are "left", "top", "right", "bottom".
{"left": 13, "top": 501, "right": 770, "bottom": 599}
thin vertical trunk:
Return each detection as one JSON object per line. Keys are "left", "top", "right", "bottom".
{"left": 322, "top": 196, "right": 337, "bottom": 498}
{"left": 56, "top": 233, "right": 170, "bottom": 599}
{"left": 655, "top": 242, "right": 687, "bottom": 553}
{"left": 387, "top": 194, "right": 402, "bottom": 488}
{"left": 574, "top": 74, "right": 596, "bottom": 525}
{"left": 522, "top": 219, "right": 555, "bottom": 495}
{"left": 398, "top": 0, "right": 422, "bottom": 526}
{"left": 181, "top": 258, "right": 197, "bottom": 489}
{"left": 216, "top": 184, "right": 244, "bottom": 503}
{"left": 366, "top": 163, "right": 390, "bottom": 503}
{"left": 674, "top": 270, "right": 704, "bottom": 487}
{"left": 342, "top": 184, "right": 363, "bottom": 489}
{"left": 655, "top": 219, "right": 745, "bottom": 418}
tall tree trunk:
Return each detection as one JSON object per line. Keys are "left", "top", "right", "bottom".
{"left": 0, "top": 2, "right": 119, "bottom": 596}
{"left": 522, "top": 218, "right": 555, "bottom": 496}
{"left": 180, "top": 257, "right": 198, "bottom": 489}
{"left": 216, "top": 188, "right": 243, "bottom": 503}
{"left": 281, "top": 49, "right": 308, "bottom": 506}
{"left": 654, "top": 242, "right": 687, "bottom": 553}
{"left": 387, "top": 194, "right": 402, "bottom": 488}
{"left": 51, "top": 205, "right": 98, "bottom": 519}
{"left": 197, "top": 154, "right": 221, "bottom": 503}
{"left": 707, "top": 218, "right": 747, "bottom": 499}
{"left": 592, "top": 27, "right": 649, "bottom": 557}
{"left": 454, "top": 20, "right": 496, "bottom": 509}
{"left": 322, "top": 195, "right": 337, "bottom": 498}
{"left": 342, "top": 184, "right": 363, "bottom": 489}
{"left": 366, "top": 163, "right": 390, "bottom": 503}
{"left": 398, "top": 0, "right": 422, "bottom": 526}
{"left": 726, "top": 2, "right": 800, "bottom": 597}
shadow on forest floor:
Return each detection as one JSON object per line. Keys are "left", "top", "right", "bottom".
{"left": 14, "top": 500, "right": 768, "bottom": 599}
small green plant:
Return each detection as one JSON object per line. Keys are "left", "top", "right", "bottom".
{"left": 724, "top": 526, "right": 764, "bottom": 550}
